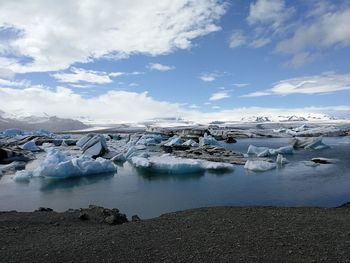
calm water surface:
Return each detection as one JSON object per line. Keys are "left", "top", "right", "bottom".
{"left": 0, "top": 137, "right": 349, "bottom": 218}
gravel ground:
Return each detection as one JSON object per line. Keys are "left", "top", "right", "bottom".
{"left": 1, "top": 205, "right": 350, "bottom": 262}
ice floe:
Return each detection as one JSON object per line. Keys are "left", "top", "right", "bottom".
{"left": 136, "top": 134, "right": 163, "bottom": 146}
{"left": 276, "top": 154, "right": 289, "bottom": 165}
{"left": 182, "top": 139, "right": 199, "bottom": 147}
{"left": 130, "top": 154, "right": 234, "bottom": 174}
{"left": 21, "top": 141, "right": 41, "bottom": 152}
{"left": 77, "top": 134, "right": 108, "bottom": 157}
{"left": 244, "top": 160, "right": 276, "bottom": 172}
{"left": 247, "top": 145, "right": 293, "bottom": 157}
{"left": 13, "top": 170, "right": 33, "bottom": 182}
{"left": 22, "top": 148, "right": 117, "bottom": 179}
{"left": 289, "top": 137, "right": 330, "bottom": 150}
{"left": 199, "top": 133, "right": 220, "bottom": 147}
{"left": 164, "top": 136, "right": 184, "bottom": 146}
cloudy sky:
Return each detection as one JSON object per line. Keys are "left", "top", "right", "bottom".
{"left": 0, "top": 0, "right": 350, "bottom": 123}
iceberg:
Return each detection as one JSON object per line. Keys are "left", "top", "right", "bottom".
{"left": 13, "top": 170, "right": 33, "bottom": 182}
{"left": 3, "top": 128, "right": 26, "bottom": 137}
{"left": 21, "top": 141, "right": 41, "bottom": 152}
{"left": 164, "top": 136, "right": 184, "bottom": 146}
{"left": 130, "top": 154, "right": 234, "bottom": 174}
{"left": 289, "top": 137, "right": 330, "bottom": 150}
{"left": 31, "top": 148, "right": 116, "bottom": 179}
{"left": 247, "top": 145, "right": 293, "bottom": 157}
{"left": 182, "top": 139, "right": 199, "bottom": 147}
{"left": 244, "top": 160, "right": 276, "bottom": 172}
{"left": 276, "top": 154, "right": 288, "bottom": 165}
{"left": 76, "top": 134, "right": 108, "bottom": 157}
{"left": 136, "top": 134, "right": 163, "bottom": 146}
{"left": 199, "top": 133, "right": 220, "bottom": 147}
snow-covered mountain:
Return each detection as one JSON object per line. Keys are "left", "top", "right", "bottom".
{"left": 240, "top": 114, "right": 335, "bottom": 123}
{"left": 0, "top": 110, "right": 88, "bottom": 132}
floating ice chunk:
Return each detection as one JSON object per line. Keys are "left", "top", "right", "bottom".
{"left": 125, "top": 146, "right": 138, "bottom": 159}
{"left": 33, "top": 129, "right": 53, "bottom": 137}
{"left": 199, "top": 133, "right": 220, "bottom": 147}
{"left": 33, "top": 148, "right": 116, "bottom": 179}
{"left": 289, "top": 137, "right": 329, "bottom": 150}
{"left": 164, "top": 136, "right": 184, "bottom": 146}
{"left": 273, "top": 128, "right": 286, "bottom": 133}
{"left": 182, "top": 139, "right": 199, "bottom": 147}
{"left": 13, "top": 170, "right": 33, "bottom": 182}
{"left": 247, "top": 145, "right": 293, "bottom": 157}
{"left": 111, "top": 153, "right": 126, "bottom": 163}
{"left": 76, "top": 134, "right": 94, "bottom": 148}
{"left": 130, "top": 154, "right": 234, "bottom": 174}
{"left": 61, "top": 140, "right": 68, "bottom": 147}
{"left": 0, "top": 161, "right": 26, "bottom": 173}
{"left": 77, "top": 134, "right": 108, "bottom": 157}
{"left": 131, "top": 156, "right": 151, "bottom": 168}
{"left": 247, "top": 145, "right": 269, "bottom": 156}
{"left": 293, "top": 124, "right": 307, "bottom": 132}
{"left": 244, "top": 160, "right": 276, "bottom": 172}
{"left": 21, "top": 141, "right": 40, "bottom": 152}
{"left": 136, "top": 134, "right": 163, "bottom": 146}
{"left": 303, "top": 161, "right": 320, "bottom": 167}
{"left": 3, "top": 128, "right": 26, "bottom": 137}
{"left": 276, "top": 154, "right": 288, "bottom": 165}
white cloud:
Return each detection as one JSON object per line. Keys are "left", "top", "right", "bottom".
{"left": 148, "top": 63, "right": 175, "bottom": 72}
{"left": 276, "top": 7, "right": 350, "bottom": 66}
{"left": 229, "top": 31, "right": 246, "bottom": 48}
{"left": 0, "top": 0, "right": 227, "bottom": 73}
{"left": 249, "top": 37, "right": 271, "bottom": 48}
{"left": 209, "top": 90, "right": 230, "bottom": 101}
{"left": 0, "top": 78, "right": 31, "bottom": 88}
{"left": 199, "top": 73, "right": 217, "bottom": 82}
{"left": 247, "top": 0, "right": 293, "bottom": 30}
{"left": 129, "top": 83, "right": 139, "bottom": 87}
{"left": 241, "top": 91, "right": 271, "bottom": 97}
{"left": 233, "top": 83, "right": 249, "bottom": 88}
{"left": 1, "top": 81, "right": 349, "bottom": 123}
{"left": 0, "top": 85, "right": 183, "bottom": 123}
{"left": 52, "top": 68, "right": 112, "bottom": 84}
{"left": 242, "top": 72, "right": 350, "bottom": 97}
{"left": 270, "top": 73, "right": 350, "bottom": 95}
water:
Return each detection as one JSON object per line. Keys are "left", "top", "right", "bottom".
{"left": 0, "top": 137, "right": 349, "bottom": 218}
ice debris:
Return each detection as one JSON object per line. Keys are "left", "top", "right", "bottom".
{"left": 199, "top": 133, "right": 220, "bottom": 147}
{"left": 21, "top": 148, "right": 117, "bottom": 179}
{"left": 77, "top": 134, "right": 108, "bottom": 157}
{"left": 247, "top": 145, "right": 293, "bottom": 157}
{"left": 136, "top": 134, "right": 163, "bottom": 146}
{"left": 13, "top": 170, "right": 33, "bottom": 182}
{"left": 244, "top": 160, "right": 276, "bottom": 172}
{"left": 276, "top": 154, "right": 289, "bottom": 165}
{"left": 21, "top": 141, "right": 41, "bottom": 152}
{"left": 182, "top": 139, "right": 199, "bottom": 147}
{"left": 289, "top": 137, "right": 329, "bottom": 150}
{"left": 164, "top": 136, "right": 184, "bottom": 146}
{"left": 130, "top": 154, "right": 234, "bottom": 174}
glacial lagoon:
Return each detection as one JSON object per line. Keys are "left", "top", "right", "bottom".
{"left": 0, "top": 137, "right": 349, "bottom": 219}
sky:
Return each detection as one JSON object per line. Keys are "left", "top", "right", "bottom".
{"left": 0, "top": 0, "right": 350, "bottom": 123}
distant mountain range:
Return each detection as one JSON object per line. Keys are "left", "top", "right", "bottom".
{"left": 0, "top": 110, "right": 88, "bottom": 132}
{"left": 240, "top": 114, "right": 336, "bottom": 123}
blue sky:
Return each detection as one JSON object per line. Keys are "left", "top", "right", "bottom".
{"left": 0, "top": 0, "right": 349, "bottom": 123}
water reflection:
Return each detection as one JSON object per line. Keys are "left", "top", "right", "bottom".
{"left": 39, "top": 172, "right": 115, "bottom": 192}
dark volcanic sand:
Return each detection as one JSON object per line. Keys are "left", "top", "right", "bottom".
{"left": 1, "top": 205, "right": 350, "bottom": 262}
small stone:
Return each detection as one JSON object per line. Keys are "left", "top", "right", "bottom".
{"left": 131, "top": 215, "right": 141, "bottom": 222}
{"left": 79, "top": 212, "right": 89, "bottom": 221}
{"left": 105, "top": 215, "right": 117, "bottom": 225}
{"left": 36, "top": 207, "right": 53, "bottom": 212}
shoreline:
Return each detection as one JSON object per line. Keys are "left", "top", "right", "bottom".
{"left": 1, "top": 204, "right": 350, "bottom": 262}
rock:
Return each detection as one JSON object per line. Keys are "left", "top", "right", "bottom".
{"left": 161, "top": 145, "right": 173, "bottom": 153}
{"left": 79, "top": 212, "right": 90, "bottom": 221}
{"left": 104, "top": 213, "right": 128, "bottom": 225}
{"left": 225, "top": 137, "right": 237, "bottom": 143}
{"left": 36, "top": 207, "right": 53, "bottom": 212}
{"left": 132, "top": 215, "right": 141, "bottom": 222}
{"left": 311, "top": 157, "right": 338, "bottom": 164}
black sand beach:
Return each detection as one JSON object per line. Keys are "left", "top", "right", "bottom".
{"left": 1, "top": 205, "right": 350, "bottom": 262}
